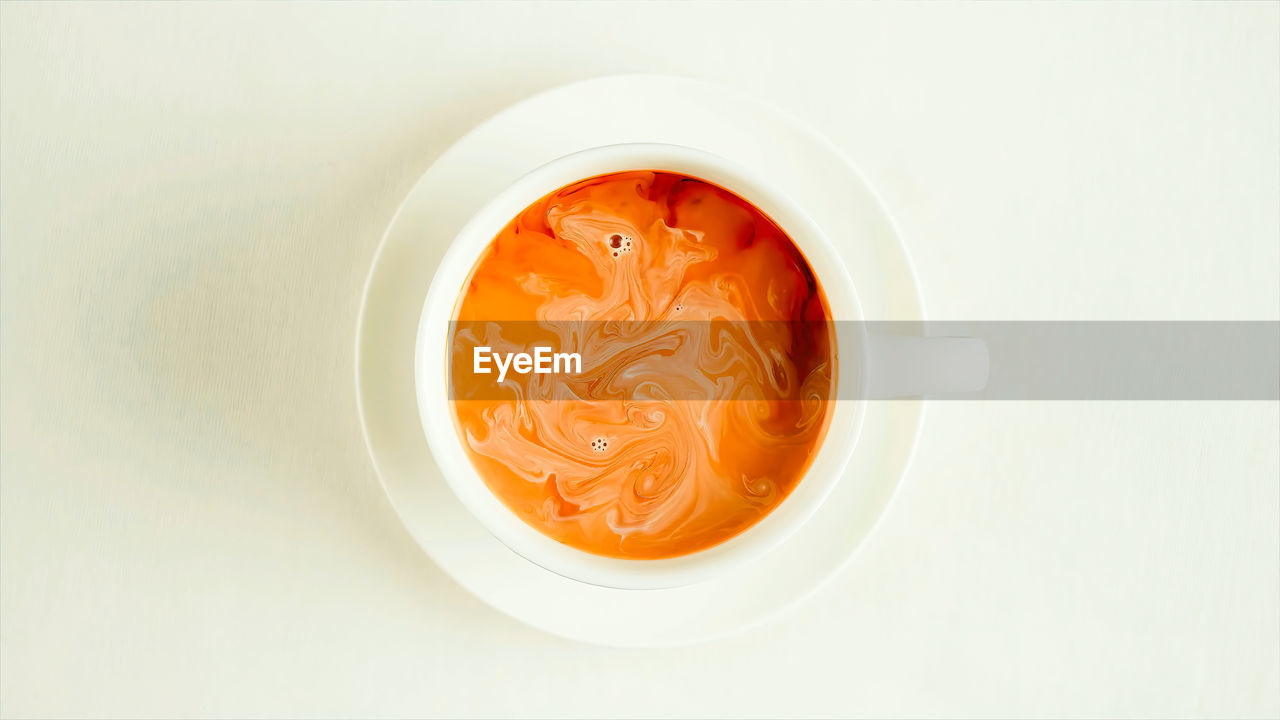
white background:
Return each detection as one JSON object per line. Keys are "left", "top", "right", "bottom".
{"left": 2, "top": 2, "right": 1277, "bottom": 718}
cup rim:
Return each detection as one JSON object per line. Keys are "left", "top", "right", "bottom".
{"left": 415, "top": 142, "right": 868, "bottom": 589}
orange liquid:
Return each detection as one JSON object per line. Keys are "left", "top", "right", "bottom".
{"left": 450, "top": 171, "right": 835, "bottom": 559}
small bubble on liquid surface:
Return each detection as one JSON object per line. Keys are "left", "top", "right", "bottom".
{"left": 607, "top": 234, "right": 634, "bottom": 256}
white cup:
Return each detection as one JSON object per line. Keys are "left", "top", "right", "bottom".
{"left": 416, "top": 143, "right": 986, "bottom": 589}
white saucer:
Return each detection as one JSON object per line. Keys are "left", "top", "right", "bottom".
{"left": 355, "top": 75, "right": 926, "bottom": 647}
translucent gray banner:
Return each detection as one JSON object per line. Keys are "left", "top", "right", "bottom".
{"left": 898, "top": 321, "right": 1278, "bottom": 400}
{"left": 444, "top": 321, "right": 1279, "bottom": 401}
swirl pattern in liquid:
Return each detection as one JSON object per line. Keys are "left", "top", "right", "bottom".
{"left": 450, "top": 171, "right": 835, "bottom": 559}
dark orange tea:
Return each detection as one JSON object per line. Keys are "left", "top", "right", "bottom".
{"left": 450, "top": 171, "right": 836, "bottom": 559}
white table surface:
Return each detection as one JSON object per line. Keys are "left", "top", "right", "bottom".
{"left": 1, "top": 3, "right": 1277, "bottom": 718}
